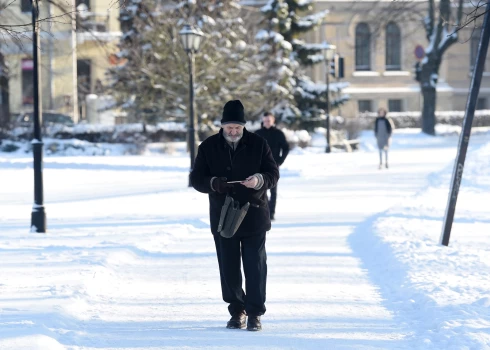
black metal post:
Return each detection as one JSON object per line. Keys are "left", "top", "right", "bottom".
{"left": 325, "top": 59, "right": 331, "bottom": 153}
{"left": 31, "top": 0, "right": 46, "bottom": 233}
{"left": 187, "top": 51, "right": 196, "bottom": 187}
{"left": 440, "top": 4, "right": 490, "bottom": 246}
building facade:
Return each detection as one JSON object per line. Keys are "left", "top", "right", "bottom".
{"left": 244, "top": 0, "right": 490, "bottom": 118}
{"left": 310, "top": 0, "right": 490, "bottom": 117}
{"left": 1, "top": 0, "right": 121, "bottom": 123}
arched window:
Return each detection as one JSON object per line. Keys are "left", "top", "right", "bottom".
{"left": 356, "top": 23, "right": 371, "bottom": 71}
{"left": 386, "top": 22, "right": 401, "bottom": 71}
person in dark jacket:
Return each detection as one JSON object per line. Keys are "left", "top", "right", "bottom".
{"left": 254, "top": 112, "right": 289, "bottom": 220}
{"left": 190, "top": 100, "right": 279, "bottom": 332}
{"left": 374, "top": 108, "right": 395, "bottom": 169}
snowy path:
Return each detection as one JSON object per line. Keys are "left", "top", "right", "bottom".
{"left": 0, "top": 132, "right": 488, "bottom": 349}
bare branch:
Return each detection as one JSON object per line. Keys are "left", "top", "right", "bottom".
{"left": 0, "top": 0, "right": 16, "bottom": 12}
{"left": 454, "top": 9, "right": 489, "bottom": 34}
{"left": 432, "top": 0, "right": 450, "bottom": 56}
{"left": 439, "top": 0, "right": 464, "bottom": 53}
{"left": 0, "top": 12, "right": 72, "bottom": 30}
{"left": 425, "top": 0, "right": 435, "bottom": 41}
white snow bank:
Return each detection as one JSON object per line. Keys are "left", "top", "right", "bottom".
{"left": 350, "top": 138, "right": 490, "bottom": 348}
{"left": 360, "top": 126, "right": 490, "bottom": 152}
{"left": 0, "top": 139, "right": 188, "bottom": 157}
{"left": 0, "top": 335, "right": 65, "bottom": 350}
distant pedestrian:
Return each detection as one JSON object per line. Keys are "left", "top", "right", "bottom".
{"left": 374, "top": 108, "right": 395, "bottom": 169}
{"left": 190, "top": 100, "right": 279, "bottom": 332}
{"left": 255, "top": 112, "right": 289, "bottom": 220}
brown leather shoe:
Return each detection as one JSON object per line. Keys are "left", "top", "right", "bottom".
{"left": 226, "top": 311, "right": 246, "bottom": 329}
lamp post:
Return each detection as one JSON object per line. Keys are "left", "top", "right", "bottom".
{"left": 323, "top": 44, "right": 336, "bottom": 153}
{"left": 179, "top": 24, "right": 204, "bottom": 187}
{"left": 31, "top": 0, "right": 46, "bottom": 232}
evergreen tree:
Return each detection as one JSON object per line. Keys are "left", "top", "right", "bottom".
{"left": 258, "top": 0, "right": 349, "bottom": 125}
{"left": 256, "top": 0, "right": 300, "bottom": 123}
{"left": 108, "top": 0, "right": 265, "bottom": 125}
{"left": 109, "top": 0, "right": 165, "bottom": 124}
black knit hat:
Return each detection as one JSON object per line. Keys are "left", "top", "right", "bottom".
{"left": 221, "top": 100, "right": 246, "bottom": 125}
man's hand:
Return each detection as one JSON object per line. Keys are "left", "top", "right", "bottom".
{"left": 241, "top": 175, "right": 258, "bottom": 189}
{"left": 212, "top": 177, "right": 233, "bottom": 194}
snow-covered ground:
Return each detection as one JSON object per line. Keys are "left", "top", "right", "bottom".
{"left": 0, "top": 129, "right": 489, "bottom": 349}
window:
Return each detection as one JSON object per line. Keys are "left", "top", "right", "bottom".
{"left": 471, "top": 29, "right": 485, "bottom": 71}
{"left": 21, "top": 0, "right": 32, "bottom": 13}
{"left": 77, "top": 59, "right": 92, "bottom": 97}
{"left": 388, "top": 99, "right": 403, "bottom": 112}
{"left": 77, "top": 60, "right": 91, "bottom": 119}
{"left": 355, "top": 23, "right": 371, "bottom": 71}
{"left": 76, "top": 0, "right": 90, "bottom": 7}
{"left": 21, "top": 59, "right": 34, "bottom": 105}
{"left": 358, "top": 100, "right": 373, "bottom": 113}
{"left": 477, "top": 97, "right": 487, "bottom": 110}
{"left": 386, "top": 23, "right": 401, "bottom": 71}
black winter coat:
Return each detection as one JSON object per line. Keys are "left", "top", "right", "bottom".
{"left": 190, "top": 128, "right": 279, "bottom": 237}
{"left": 255, "top": 126, "right": 289, "bottom": 166}
{"left": 374, "top": 117, "right": 393, "bottom": 135}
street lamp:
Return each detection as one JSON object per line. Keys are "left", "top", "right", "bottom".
{"left": 179, "top": 24, "right": 204, "bottom": 187}
{"left": 323, "top": 43, "right": 336, "bottom": 153}
{"left": 31, "top": 0, "right": 46, "bottom": 232}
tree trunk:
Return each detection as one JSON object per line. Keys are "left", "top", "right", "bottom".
{"left": 0, "top": 76, "right": 9, "bottom": 131}
{"left": 421, "top": 86, "right": 436, "bottom": 135}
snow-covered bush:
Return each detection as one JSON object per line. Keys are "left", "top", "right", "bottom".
{"left": 0, "top": 142, "right": 20, "bottom": 153}
{"left": 282, "top": 128, "right": 312, "bottom": 148}
{"left": 6, "top": 122, "right": 219, "bottom": 144}
{"left": 357, "top": 110, "right": 490, "bottom": 130}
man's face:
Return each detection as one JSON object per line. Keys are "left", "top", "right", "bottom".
{"left": 262, "top": 115, "right": 274, "bottom": 129}
{"left": 378, "top": 109, "right": 387, "bottom": 117}
{"left": 223, "top": 124, "right": 244, "bottom": 142}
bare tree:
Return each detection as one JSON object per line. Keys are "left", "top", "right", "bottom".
{"left": 0, "top": 52, "right": 9, "bottom": 130}
{"left": 414, "top": 0, "right": 464, "bottom": 135}
{"left": 349, "top": 0, "right": 426, "bottom": 40}
{"left": 349, "top": 0, "right": 483, "bottom": 135}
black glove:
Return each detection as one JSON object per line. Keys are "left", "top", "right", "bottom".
{"left": 212, "top": 177, "right": 233, "bottom": 194}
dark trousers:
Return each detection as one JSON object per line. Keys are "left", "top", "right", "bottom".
{"left": 213, "top": 233, "right": 267, "bottom": 317}
{"left": 269, "top": 183, "right": 278, "bottom": 216}
{"left": 379, "top": 149, "right": 388, "bottom": 164}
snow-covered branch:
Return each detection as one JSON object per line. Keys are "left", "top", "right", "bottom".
{"left": 296, "top": 10, "right": 329, "bottom": 28}
{"left": 438, "top": 0, "right": 463, "bottom": 55}
{"left": 424, "top": 0, "right": 435, "bottom": 41}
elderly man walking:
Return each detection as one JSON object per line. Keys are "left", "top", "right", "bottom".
{"left": 190, "top": 100, "right": 279, "bottom": 331}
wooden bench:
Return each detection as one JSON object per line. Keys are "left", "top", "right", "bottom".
{"left": 331, "top": 139, "right": 360, "bottom": 152}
